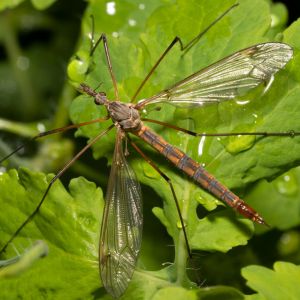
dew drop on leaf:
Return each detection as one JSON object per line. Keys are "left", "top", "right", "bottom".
{"left": 274, "top": 171, "right": 298, "bottom": 196}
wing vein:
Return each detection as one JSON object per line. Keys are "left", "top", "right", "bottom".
{"left": 99, "top": 130, "right": 143, "bottom": 298}
{"left": 138, "top": 42, "right": 293, "bottom": 108}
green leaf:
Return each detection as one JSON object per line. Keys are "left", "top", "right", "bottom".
{"left": 0, "top": 0, "right": 56, "bottom": 11}
{"left": 197, "top": 286, "right": 245, "bottom": 300}
{"left": 0, "top": 0, "right": 24, "bottom": 10}
{"left": 151, "top": 286, "right": 198, "bottom": 300}
{"left": 245, "top": 167, "right": 300, "bottom": 232}
{"left": 31, "top": 0, "right": 57, "bottom": 10}
{"left": 0, "top": 168, "right": 103, "bottom": 299}
{"left": 242, "top": 262, "right": 300, "bottom": 300}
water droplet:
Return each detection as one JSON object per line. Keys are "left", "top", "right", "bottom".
{"left": 198, "top": 136, "right": 206, "bottom": 157}
{"left": 177, "top": 220, "right": 187, "bottom": 229}
{"left": 106, "top": 1, "right": 116, "bottom": 15}
{"left": 278, "top": 230, "right": 300, "bottom": 256}
{"left": 0, "top": 166, "right": 6, "bottom": 176}
{"left": 128, "top": 19, "right": 136, "bottom": 26}
{"left": 177, "top": 221, "right": 182, "bottom": 228}
{"left": 263, "top": 75, "right": 274, "bottom": 94}
{"left": 112, "top": 32, "right": 119, "bottom": 38}
{"left": 17, "top": 56, "right": 30, "bottom": 71}
{"left": 235, "top": 99, "right": 250, "bottom": 105}
{"left": 224, "top": 135, "right": 256, "bottom": 154}
{"left": 37, "top": 122, "right": 46, "bottom": 132}
{"left": 139, "top": 3, "right": 145, "bottom": 10}
{"left": 274, "top": 171, "right": 298, "bottom": 196}
{"left": 271, "top": 14, "right": 280, "bottom": 27}
{"left": 195, "top": 193, "right": 218, "bottom": 211}
{"left": 218, "top": 124, "right": 257, "bottom": 154}
{"left": 143, "top": 163, "right": 159, "bottom": 178}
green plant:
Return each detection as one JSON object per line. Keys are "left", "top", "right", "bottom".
{"left": 1, "top": 0, "right": 300, "bottom": 299}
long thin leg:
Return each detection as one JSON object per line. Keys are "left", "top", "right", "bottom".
{"left": 131, "top": 4, "right": 238, "bottom": 102}
{"left": 90, "top": 34, "right": 119, "bottom": 100}
{"left": 180, "top": 4, "right": 239, "bottom": 55}
{"left": 142, "top": 118, "right": 300, "bottom": 138}
{"left": 0, "top": 124, "right": 114, "bottom": 254}
{"left": 0, "top": 117, "right": 109, "bottom": 164}
{"left": 129, "top": 138, "right": 192, "bottom": 259}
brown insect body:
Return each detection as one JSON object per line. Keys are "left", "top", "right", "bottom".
{"left": 82, "top": 83, "right": 265, "bottom": 225}
{"left": 81, "top": 84, "right": 143, "bottom": 132}
{"left": 134, "top": 124, "right": 264, "bottom": 224}
{"left": 107, "top": 101, "right": 142, "bottom": 132}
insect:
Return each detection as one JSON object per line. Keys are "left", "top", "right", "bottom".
{"left": 80, "top": 41, "right": 295, "bottom": 297}
{"left": 0, "top": 4, "right": 297, "bottom": 299}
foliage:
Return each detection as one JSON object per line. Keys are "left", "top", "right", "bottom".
{"left": 0, "top": 0, "right": 300, "bottom": 299}
{"left": 243, "top": 262, "right": 300, "bottom": 300}
{"left": 0, "top": 0, "right": 57, "bottom": 10}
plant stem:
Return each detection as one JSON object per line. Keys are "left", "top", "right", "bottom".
{"left": 52, "top": 83, "right": 77, "bottom": 129}
{"left": 174, "top": 120, "right": 193, "bottom": 286}
{"left": 175, "top": 229, "right": 188, "bottom": 284}
{"left": 0, "top": 118, "right": 39, "bottom": 137}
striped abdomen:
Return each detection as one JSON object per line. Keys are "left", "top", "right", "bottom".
{"left": 134, "top": 125, "right": 265, "bottom": 225}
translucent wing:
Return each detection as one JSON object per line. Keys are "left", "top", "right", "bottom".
{"left": 99, "top": 130, "right": 143, "bottom": 298}
{"left": 137, "top": 43, "right": 293, "bottom": 108}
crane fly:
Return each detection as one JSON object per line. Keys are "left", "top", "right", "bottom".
{"left": 0, "top": 6, "right": 297, "bottom": 299}
{"left": 79, "top": 41, "right": 294, "bottom": 297}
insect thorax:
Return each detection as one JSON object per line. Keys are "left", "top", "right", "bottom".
{"left": 107, "top": 101, "right": 142, "bottom": 131}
